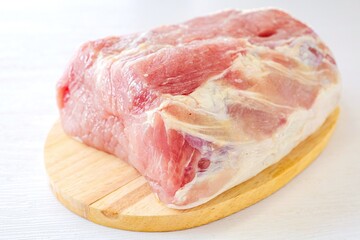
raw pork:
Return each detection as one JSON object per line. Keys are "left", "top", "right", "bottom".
{"left": 57, "top": 9, "right": 340, "bottom": 209}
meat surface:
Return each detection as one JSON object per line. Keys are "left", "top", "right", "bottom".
{"left": 57, "top": 9, "right": 340, "bottom": 208}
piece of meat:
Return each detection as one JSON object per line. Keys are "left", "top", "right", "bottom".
{"left": 57, "top": 9, "right": 340, "bottom": 209}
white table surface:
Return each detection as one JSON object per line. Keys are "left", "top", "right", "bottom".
{"left": 1, "top": 0, "right": 359, "bottom": 239}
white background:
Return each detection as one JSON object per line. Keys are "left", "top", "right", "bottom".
{"left": 0, "top": 0, "right": 359, "bottom": 239}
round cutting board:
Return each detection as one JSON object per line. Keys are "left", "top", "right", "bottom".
{"left": 44, "top": 108, "right": 339, "bottom": 232}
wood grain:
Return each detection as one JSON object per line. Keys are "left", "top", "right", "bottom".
{"left": 44, "top": 108, "right": 339, "bottom": 232}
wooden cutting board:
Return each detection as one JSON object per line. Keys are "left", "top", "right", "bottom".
{"left": 44, "top": 108, "right": 339, "bottom": 232}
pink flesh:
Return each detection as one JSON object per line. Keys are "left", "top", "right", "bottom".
{"left": 56, "top": 9, "right": 337, "bottom": 207}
